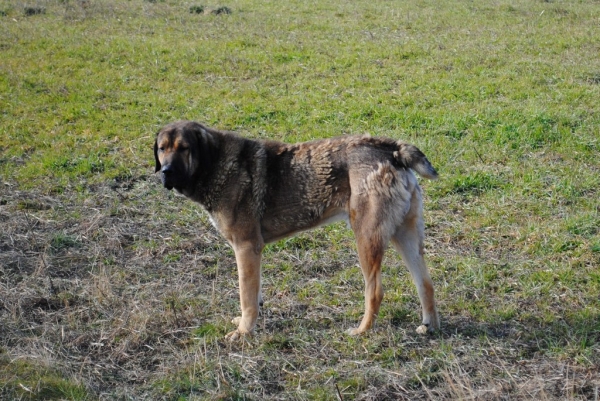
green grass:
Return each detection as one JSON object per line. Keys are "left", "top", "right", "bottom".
{"left": 1, "top": 0, "right": 600, "bottom": 399}
{"left": 0, "top": 353, "right": 90, "bottom": 400}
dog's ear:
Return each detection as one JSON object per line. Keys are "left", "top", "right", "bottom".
{"left": 154, "top": 138, "right": 161, "bottom": 173}
{"left": 190, "top": 122, "right": 217, "bottom": 173}
{"left": 191, "top": 122, "right": 215, "bottom": 147}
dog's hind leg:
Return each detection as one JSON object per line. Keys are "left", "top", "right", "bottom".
{"left": 390, "top": 190, "right": 439, "bottom": 334}
{"left": 346, "top": 198, "right": 390, "bottom": 336}
{"left": 347, "top": 232, "right": 386, "bottom": 336}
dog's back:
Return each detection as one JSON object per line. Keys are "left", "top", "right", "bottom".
{"left": 258, "top": 135, "right": 436, "bottom": 242}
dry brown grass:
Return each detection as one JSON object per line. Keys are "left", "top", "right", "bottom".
{"left": 1, "top": 175, "right": 599, "bottom": 400}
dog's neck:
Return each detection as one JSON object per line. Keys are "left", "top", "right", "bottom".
{"left": 188, "top": 133, "right": 267, "bottom": 218}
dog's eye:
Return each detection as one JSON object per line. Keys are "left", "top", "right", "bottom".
{"left": 179, "top": 146, "right": 189, "bottom": 152}
{"left": 158, "top": 147, "right": 165, "bottom": 152}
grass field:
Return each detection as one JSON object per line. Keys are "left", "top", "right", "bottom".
{"left": 1, "top": 0, "right": 600, "bottom": 399}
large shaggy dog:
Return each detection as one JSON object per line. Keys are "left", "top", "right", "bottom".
{"left": 155, "top": 121, "right": 439, "bottom": 340}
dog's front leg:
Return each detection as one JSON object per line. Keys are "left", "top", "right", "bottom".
{"left": 225, "top": 239, "right": 263, "bottom": 341}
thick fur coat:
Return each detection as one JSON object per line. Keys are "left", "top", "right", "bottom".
{"left": 155, "top": 120, "right": 439, "bottom": 340}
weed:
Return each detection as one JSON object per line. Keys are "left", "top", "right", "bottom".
{"left": 189, "top": 5, "right": 204, "bottom": 14}
{"left": 49, "top": 233, "right": 79, "bottom": 253}
{"left": 192, "top": 323, "right": 222, "bottom": 340}
{"left": 23, "top": 6, "right": 45, "bottom": 16}
{"left": 211, "top": 6, "right": 232, "bottom": 15}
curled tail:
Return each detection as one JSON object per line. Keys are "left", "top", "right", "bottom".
{"left": 393, "top": 141, "right": 438, "bottom": 179}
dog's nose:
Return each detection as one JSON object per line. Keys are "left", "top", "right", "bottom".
{"left": 161, "top": 165, "right": 174, "bottom": 175}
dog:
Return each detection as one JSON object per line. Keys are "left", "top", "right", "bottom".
{"left": 154, "top": 120, "right": 439, "bottom": 340}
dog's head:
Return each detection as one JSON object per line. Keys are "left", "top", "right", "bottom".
{"left": 154, "top": 120, "right": 214, "bottom": 192}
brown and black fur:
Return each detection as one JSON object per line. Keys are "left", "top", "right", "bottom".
{"left": 155, "top": 120, "right": 440, "bottom": 340}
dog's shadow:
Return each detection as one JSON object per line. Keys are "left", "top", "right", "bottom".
{"left": 436, "top": 311, "right": 599, "bottom": 356}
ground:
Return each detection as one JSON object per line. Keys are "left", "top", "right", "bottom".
{"left": 1, "top": 0, "right": 599, "bottom": 399}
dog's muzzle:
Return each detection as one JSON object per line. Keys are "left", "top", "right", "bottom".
{"left": 160, "top": 165, "right": 175, "bottom": 190}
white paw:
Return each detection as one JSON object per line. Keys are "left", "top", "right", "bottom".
{"left": 225, "top": 328, "right": 252, "bottom": 342}
{"left": 416, "top": 324, "right": 432, "bottom": 335}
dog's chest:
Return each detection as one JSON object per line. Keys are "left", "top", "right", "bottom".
{"left": 208, "top": 215, "right": 220, "bottom": 232}
{"left": 207, "top": 210, "right": 252, "bottom": 243}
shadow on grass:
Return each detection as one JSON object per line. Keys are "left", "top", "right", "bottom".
{"left": 441, "top": 310, "right": 599, "bottom": 360}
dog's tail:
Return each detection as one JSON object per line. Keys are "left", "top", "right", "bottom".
{"left": 393, "top": 142, "right": 438, "bottom": 179}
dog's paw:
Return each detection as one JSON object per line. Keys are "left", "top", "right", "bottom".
{"left": 416, "top": 324, "right": 434, "bottom": 335}
{"left": 226, "top": 317, "right": 254, "bottom": 342}
{"left": 346, "top": 327, "right": 365, "bottom": 336}
{"left": 225, "top": 329, "right": 252, "bottom": 342}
